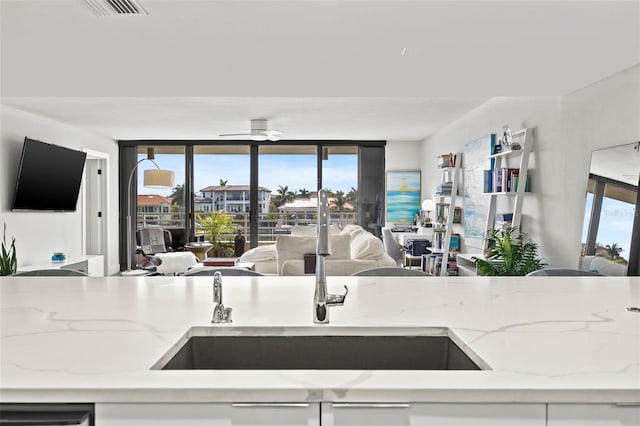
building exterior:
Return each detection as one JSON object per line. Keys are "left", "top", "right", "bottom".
{"left": 194, "top": 197, "right": 213, "bottom": 212}
{"left": 136, "top": 194, "right": 173, "bottom": 226}
{"left": 199, "top": 185, "right": 272, "bottom": 214}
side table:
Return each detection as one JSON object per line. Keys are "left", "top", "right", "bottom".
{"left": 184, "top": 243, "right": 213, "bottom": 262}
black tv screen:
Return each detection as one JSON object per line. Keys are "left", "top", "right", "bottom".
{"left": 12, "top": 138, "right": 87, "bottom": 212}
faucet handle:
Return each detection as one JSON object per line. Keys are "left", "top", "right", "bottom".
{"left": 212, "top": 304, "right": 233, "bottom": 323}
{"left": 327, "top": 285, "right": 349, "bottom": 306}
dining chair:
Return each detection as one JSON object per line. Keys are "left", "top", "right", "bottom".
{"left": 13, "top": 269, "right": 89, "bottom": 276}
{"left": 184, "top": 267, "right": 263, "bottom": 276}
{"left": 352, "top": 267, "right": 428, "bottom": 276}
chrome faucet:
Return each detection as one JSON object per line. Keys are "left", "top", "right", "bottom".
{"left": 212, "top": 271, "right": 232, "bottom": 323}
{"left": 313, "top": 189, "right": 348, "bottom": 324}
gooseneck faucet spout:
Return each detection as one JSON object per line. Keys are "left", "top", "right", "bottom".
{"left": 313, "top": 189, "right": 348, "bottom": 324}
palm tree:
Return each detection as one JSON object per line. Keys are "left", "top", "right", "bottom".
{"left": 298, "top": 188, "right": 311, "bottom": 199}
{"left": 346, "top": 187, "right": 358, "bottom": 205}
{"left": 219, "top": 179, "right": 228, "bottom": 186}
{"left": 332, "top": 190, "right": 347, "bottom": 212}
{"left": 169, "top": 184, "right": 185, "bottom": 208}
{"left": 276, "top": 185, "right": 295, "bottom": 207}
{"left": 604, "top": 243, "right": 623, "bottom": 260}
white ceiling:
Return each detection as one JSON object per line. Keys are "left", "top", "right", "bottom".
{"left": 1, "top": 0, "right": 639, "bottom": 141}
{"left": 591, "top": 142, "right": 640, "bottom": 187}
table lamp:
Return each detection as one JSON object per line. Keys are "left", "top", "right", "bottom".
{"left": 421, "top": 199, "right": 436, "bottom": 227}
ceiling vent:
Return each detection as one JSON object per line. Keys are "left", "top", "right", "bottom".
{"left": 85, "top": 0, "right": 148, "bottom": 16}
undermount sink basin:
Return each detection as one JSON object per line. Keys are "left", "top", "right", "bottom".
{"left": 152, "top": 327, "right": 488, "bottom": 371}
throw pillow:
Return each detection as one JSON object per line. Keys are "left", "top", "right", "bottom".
{"left": 350, "top": 232, "right": 385, "bottom": 260}
{"left": 239, "top": 245, "right": 277, "bottom": 262}
{"left": 155, "top": 252, "right": 198, "bottom": 274}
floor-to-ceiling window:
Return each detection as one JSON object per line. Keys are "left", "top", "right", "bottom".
{"left": 193, "top": 145, "right": 251, "bottom": 253}
{"left": 259, "top": 145, "right": 318, "bottom": 243}
{"left": 321, "top": 146, "right": 358, "bottom": 229}
{"left": 119, "top": 141, "right": 384, "bottom": 270}
{"left": 136, "top": 145, "right": 185, "bottom": 248}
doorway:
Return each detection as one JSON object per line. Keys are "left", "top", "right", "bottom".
{"left": 82, "top": 149, "right": 109, "bottom": 273}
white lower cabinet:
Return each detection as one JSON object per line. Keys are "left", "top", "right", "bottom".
{"left": 320, "top": 402, "right": 546, "bottom": 426}
{"left": 95, "top": 403, "right": 320, "bottom": 426}
{"left": 547, "top": 403, "right": 640, "bottom": 426}
{"left": 94, "top": 402, "right": 640, "bottom": 425}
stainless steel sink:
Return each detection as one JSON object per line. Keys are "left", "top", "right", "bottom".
{"left": 152, "top": 327, "right": 488, "bottom": 371}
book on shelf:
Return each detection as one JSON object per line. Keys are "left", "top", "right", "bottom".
{"left": 435, "top": 181, "right": 456, "bottom": 195}
{"left": 433, "top": 230, "right": 461, "bottom": 252}
{"left": 483, "top": 168, "right": 529, "bottom": 193}
{"left": 422, "top": 253, "right": 458, "bottom": 276}
{"left": 437, "top": 153, "right": 456, "bottom": 168}
{"left": 435, "top": 203, "right": 462, "bottom": 224}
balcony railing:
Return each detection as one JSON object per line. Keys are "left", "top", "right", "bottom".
{"left": 136, "top": 210, "right": 358, "bottom": 245}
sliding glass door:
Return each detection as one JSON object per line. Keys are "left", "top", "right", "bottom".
{"left": 193, "top": 146, "right": 250, "bottom": 254}
{"left": 119, "top": 140, "right": 384, "bottom": 270}
{"left": 321, "top": 146, "right": 358, "bottom": 229}
{"left": 258, "top": 145, "right": 318, "bottom": 243}
{"left": 135, "top": 145, "right": 185, "bottom": 249}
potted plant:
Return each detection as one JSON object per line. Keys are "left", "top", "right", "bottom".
{"left": 473, "top": 227, "right": 546, "bottom": 276}
{"left": 1, "top": 223, "right": 17, "bottom": 276}
{"left": 199, "top": 211, "right": 235, "bottom": 257}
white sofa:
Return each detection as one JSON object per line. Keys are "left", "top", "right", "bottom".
{"left": 239, "top": 224, "right": 397, "bottom": 275}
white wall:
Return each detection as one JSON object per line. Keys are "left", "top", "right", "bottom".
{"left": 385, "top": 140, "right": 423, "bottom": 226}
{"left": 420, "top": 65, "right": 640, "bottom": 267}
{"left": 386, "top": 140, "right": 422, "bottom": 173}
{"left": 0, "top": 106, "right": 120, "bottom": 274}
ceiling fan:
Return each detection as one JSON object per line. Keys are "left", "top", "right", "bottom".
{"left": 219, "top": 119, "right": 282, "bottom": 141}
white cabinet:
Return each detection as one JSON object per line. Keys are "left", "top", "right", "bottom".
{"left": 547, "top": 403, "right": 640, "bottom": 426}
{"left": 320, "top": 402, "right": 546, "bottom": 426}
{"left": 18, "top": 255, "right": 104, "bottom": 276}
{"left": 455, "top": 253, "right": 482, "bottom": 276}
{"left": 95, "top": 403, "right": 319, "bottom": 426}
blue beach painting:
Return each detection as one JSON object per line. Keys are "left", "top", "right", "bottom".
{"left": 386, "top": 171, "right": 421, "bottom": 223}
{"left": 464, "top": 134, "right": 495, "bottom": 247}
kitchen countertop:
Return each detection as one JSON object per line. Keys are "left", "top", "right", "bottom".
{"left": 1, "top": 275, "right": 639, "bottom": 403}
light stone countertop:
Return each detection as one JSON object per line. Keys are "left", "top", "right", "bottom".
{"left": 0, "top": 275, "right": 639, "bottom": 403}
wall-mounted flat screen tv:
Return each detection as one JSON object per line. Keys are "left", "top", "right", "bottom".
{"left": 12, "top": 138, "right": 87, "bottom": 212}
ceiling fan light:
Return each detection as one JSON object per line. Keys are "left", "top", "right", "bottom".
{"left": 251, "top": 133, "right": 268, "bottom": 141}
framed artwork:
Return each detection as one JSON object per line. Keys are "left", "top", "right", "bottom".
{"left": 449, "top": 233, "right": 460, "bottom": 252}
{"left": 464, "top": 134, "right": 496, "bottom": 248}
{"left": 385, "top": 170, "right": 421, "bottom": 224}
{"left": 453, "top": 207, "right": 462, "bottom": 224}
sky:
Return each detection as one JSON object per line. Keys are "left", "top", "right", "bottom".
{"left": 582, "top": 193, "right": 635, "bottom": 260}
{"left": 138, "top": 153, "right": 357, "bottom": 197}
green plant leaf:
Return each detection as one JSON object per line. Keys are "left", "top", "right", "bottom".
{"left": 475, "top": 226, "right": 545, "bottom": 276}
{"left": 1, "top": 225, "right": 17, "bottom": 276}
